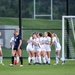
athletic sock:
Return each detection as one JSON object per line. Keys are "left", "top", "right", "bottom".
{"left": 0, "top": 56, "right": 2, "bottom": 63}
{"left": 56, "top": 56, "right": 59, "bottom": 64}
{"left": 35, "top": 57, "right": 38, "bottom": 63}
{"left": 20, "top": 57, "right": 23, "bottom": 65}
{"left": 38, "top": 56, "right": 41, "bottom": 64}
{"left": 48, "top": 58, "right": 50, "bottom": 64}
{"left": 28, "top": 57, "right": 31, "bottom": 63}
{"left": 32, "top": 57, "right": 35, "bottom": 63}
{"left": 12, "top": 56, "right": 14, "bottom": 64}
{"left": 45, "top": 55, "right": 48, "bottom": 62}
{"left": 42, "top": 57, "right": 46, "bottom": 63}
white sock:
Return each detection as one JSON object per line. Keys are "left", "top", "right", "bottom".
{"left": 42, "top": 57, "right": 46, "bottom": 63}
{"left": 32, "top": 57, "right": 35, "bottom": 63}
{"left": 35, "top": 57, "right": 38, "bottom": 63}
{"left": 38, "top": 56, "right": 41, "bottom": 63}
{"left": 56, "top": 56, "right": 59, "bottom": 64}
{"left": 48, "top": 58, "right": 50, "bottom": 64}
{"left": 17, "top": 56, "right": 19, "bottom": 63}
{"left": 45, "top": 55, "right": 48, "bottom": 62}
{"left": 0, "top": 56, "right": 3, "bottom": 63}
{"left": 28, "top": 57, "right": 31, "bottom": 63}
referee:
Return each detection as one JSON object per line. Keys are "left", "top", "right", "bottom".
{"left": 9, "top": 28, "right": 23, "bottom": 67}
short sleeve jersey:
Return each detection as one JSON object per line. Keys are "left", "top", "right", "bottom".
{"left": 14, "top": 35, "right": 22, "bottom": 47}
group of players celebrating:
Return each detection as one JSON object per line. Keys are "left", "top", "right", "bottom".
{"left": 26, "top": 31, "right": 61, "bottom": 65}
{"left": 0, "top": 29, "right": 61, "bottom": 66}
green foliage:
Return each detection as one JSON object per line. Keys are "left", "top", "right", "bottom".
{"left": 0, "top": 0, "right": 75, "bottom": 19}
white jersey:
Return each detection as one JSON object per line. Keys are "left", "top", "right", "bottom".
{"left": 44, "top": 37, "right": 51, "bottom": 52}
{"left": 52, "top": 37, "right": 61, "bottom": 50}
{"left": 26, "top": 37, "right": 34, "bottom": 52}
{"left": 10, "top": 37, "right": 15, "bottom": 50}
{"left": 33, "top": 38, "right": 41, "bottom": 52}
{"left": 39, "top": 37, "right": 45, "bottom": 51}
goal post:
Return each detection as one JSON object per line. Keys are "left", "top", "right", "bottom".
{"left": 62, "top": 16, "right": 75, "bottom": 62}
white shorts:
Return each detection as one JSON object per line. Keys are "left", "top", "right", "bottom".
{"left": 45, "top": 48, "right": 51, "bottom": 52}
{"left": 55, "top": 44, "right": 61, "bottom": 51}
{"left": 34, "top": 48, "right": 41, "bottom": 52}
{"left": 26, "top": 45, "right": 34, "bottom": 52}
{"left": 40, "top": 45, "right": 46, "bottom": 51}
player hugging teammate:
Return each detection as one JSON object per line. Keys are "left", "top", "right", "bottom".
{"left": 26, "top": 31, "right": 61, "bottom": 65}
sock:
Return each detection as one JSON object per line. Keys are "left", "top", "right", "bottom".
{"left": 48, "top": 58, "right": 50, "bottom": 64}
{"left": 35, "top": 57, "right": 38, "bottom": 63}
{"left": 42, "top": 57, "right": 46, "bottom": 63}
{"left": 32, "top": 57, "right": 35, "bottom": 63}
{"left": 45, "top": 55, "right": 48, "bottom": 63}
{"left": 56, "top": 56, "right": 59, "bottom": 64}
{"left": 0, "top": 56, "right": 2, "bottom": 63}
{"left": 38, "top": 56, "right": 41, "bottom": 64}
{"left": 20, "top": 57, "right": 23, "bottom": 65}
{"left": 12, "top": 56, "right": 14, "bottom": 64}
{"left": 17, "top": 56, "right": 19, "bottom": 63}
{"left": 28, "top": 57, "right": 31, "bottom": 63}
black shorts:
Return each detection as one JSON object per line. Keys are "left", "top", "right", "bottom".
{"left": 13, "top": 47, "right": 22, "bottom": 51}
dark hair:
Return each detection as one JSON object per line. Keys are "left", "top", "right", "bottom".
{"left": 39, "top": 33, "right": 43, "bottom": 37}
{"left": 47, "top": 31, "right": 52, "bottom": 38}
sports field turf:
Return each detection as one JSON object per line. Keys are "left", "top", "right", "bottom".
{"left": 0, "top": 59, "right": 75, "bottom": 75}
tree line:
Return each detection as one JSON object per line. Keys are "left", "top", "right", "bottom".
{"left": 0, "top": 0, "right": 75, "bottom": 19}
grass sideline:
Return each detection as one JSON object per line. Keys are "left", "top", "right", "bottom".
{"left": 0, "top": 59, "right": 75, "bottom": 75}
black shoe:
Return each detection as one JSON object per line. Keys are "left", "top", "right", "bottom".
{"left": 39, "top": 63, "right": 42, "bottom": 65}
{"left": 28, "top": 63, "right": 31, "bottom": 65}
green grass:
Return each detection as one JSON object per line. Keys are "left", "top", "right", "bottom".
{"left": 0, "top": 59, "right": 75, "bottom": 75}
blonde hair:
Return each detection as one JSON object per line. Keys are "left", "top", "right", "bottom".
{"left": 14, "top": 28, "right": 19, "bottom": 34}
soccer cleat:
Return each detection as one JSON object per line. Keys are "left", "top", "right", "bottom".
{"left": 28, "top": 63, "right": 31, "bottom": 65}
{"left": 9, "top": 64, "right": 14, "bottom": 67}
{"left": 20, "top": 65, "right": 23, "bottom": 67}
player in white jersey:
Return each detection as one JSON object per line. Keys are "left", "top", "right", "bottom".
{"left": 43, "top": 32, "right": 52, "bottom": 65}
{"left": 51, "top": 33, "right": 61, "bottom": 65}
{"left": 26, "top": 35, "right": 35, "bottom": 65}
{"left": 31, "top": 32, "right": 42, "bottom": 65}
{"left": 0, "top": 32, "right": 4, "bottom": 65}
{"left": 38, "top": 33, "right": 46, "bottom": 64}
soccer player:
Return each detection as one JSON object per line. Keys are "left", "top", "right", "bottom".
{"left": 32, "top": 32, "right": 42, "bottom": 65}
{"left": 51, "top": 33, "right": 61, "bottom": 65}
{"left": 26, "top": 34, "right": 35, "bottom": 65}
{"left": 10, "top": 34, "right": 19, "bottom": 64}
{"left": 43, "top": 32, "right": 52, "bottom": 65}
{"left": 38, "top": 33, "right": 46, "bottom": 64}
{"left": 0, "top": 32, "right": 4, "bottom": 65}
{"left": 9, "top": 28, "right": 23, "bottom": 67}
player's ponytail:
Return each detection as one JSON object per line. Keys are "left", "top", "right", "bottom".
{"left": 47, "top": 31, "right": 52, "bottom": 38}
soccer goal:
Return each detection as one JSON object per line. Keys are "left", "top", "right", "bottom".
{"left": 62, "top": 16, "right": 75, "bottom": 62}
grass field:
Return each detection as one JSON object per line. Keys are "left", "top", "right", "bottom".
{"left": 0, "top": 59, "right": 75, "bottom": 75}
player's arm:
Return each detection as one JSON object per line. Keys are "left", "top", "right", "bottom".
{"left": 18, "top": 39, "right": 22, "bottom": 48}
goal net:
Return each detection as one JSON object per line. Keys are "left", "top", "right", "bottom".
{"left": 62, "top": 16, "right": 75, "bottom": 62}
